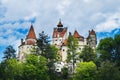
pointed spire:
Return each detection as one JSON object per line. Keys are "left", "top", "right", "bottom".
{"left": 26, "top": 24, "right": 36, "bottom": 39}
{"left": 89, "top": 29, "right": 96, "bottom": 35}
{"left": 73, "top": 30, "right": 80, "bottom": 38}
{"left": 57, "top": 19, "right": 63, "bottom": 27}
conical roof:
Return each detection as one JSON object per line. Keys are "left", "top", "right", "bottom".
{"left": 26, "top": 24, "right": 36, "bottom": 39}
{"left": 57, "top": 20, "right": 63, "bottom": 27}
{"left": 90, "top": 29, "right": 96, "bottom": 35}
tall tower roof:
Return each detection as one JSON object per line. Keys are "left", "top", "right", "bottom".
{"left": 73, "top": 30, "right": 81, "bottom": 38}
{"left": 57, "top": 19, "right": 63, "bottom": 27}
{"left": 89, "top": 29, "right": 96, "bottom": 35}
{"left": 26, "top": 24, "right": 36, "bottom": 39}
{"left": 73, "top": 30, "right": 84, "bottom": 41}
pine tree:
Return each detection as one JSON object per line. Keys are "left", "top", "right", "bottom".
{"left": 37, "top": 31, "right": 50, "bottom": 56}
{"left": 3, "top": 45, "right": 16, "bottom": 60}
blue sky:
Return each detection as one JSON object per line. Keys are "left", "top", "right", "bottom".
{"left": 0, "top": 0, "right": 120, "bottom": 61}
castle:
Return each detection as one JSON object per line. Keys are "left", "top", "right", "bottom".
{"left": 18, "top": 20, "right": 97, "bottom": 62}
{"left": 18, "top": 24, "right": 37, "bottom": 61}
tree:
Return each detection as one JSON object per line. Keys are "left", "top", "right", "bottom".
{"left": 73, "top": 61, "right": 97, "bottom": 80}
{"left": 97, "top": 37, "right": 114, "bottom": 62}
{"left": 113, "top": 34, "right": 120, "bottom": 66}
{"left": 0, "top": 59, "right": 23, "bottom": 80}
{"left": 37, "top": 31, "right": 50, "bottom": 55}
{"left": 45, "top": 45, "right": 59, "bottom": 69}
{"left": 61, "top": 67, "right": 69, "bottom": 79}
{"left": 67, "top": 35, "right": 79, "bottom": 73}
{"left": 23, "top": 54, "right": 49, "bottom": 80}
{"left": 97, "top": 61, "right": 120, "bottom": 80}
{"left": 44, "top": 45, "right": 59, "bottom": 61}
{"left": 80, "top": 45, "right": 96, "bottom": 62}
{"left": 37, "top": 31, "right": 59, "bottom": 80}
{"left": 97, "top": 34, "right": 120, "bottom": 66}
{"left": 3, "top": 45, "right": 16, "bottom": 60}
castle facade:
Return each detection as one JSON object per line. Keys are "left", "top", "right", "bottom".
{"left": 18, "top": 20, "right": 97, "bottom": 62}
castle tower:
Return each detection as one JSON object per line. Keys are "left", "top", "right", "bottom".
{"left": 73, "top": 30, "right": 84, "bottom": 41}
{"left": 18, "top": 24, "right": 37, "bottom": 61}
{"left": 25, "top": 24, "right": 36, "bottom": 45}
{"left": 52, "top": 20, "right": 68, "bottom": 61}
{"left": 87, "top": 29, "right": 97, "bottom": 48}
{"left": 52, "top": 20, "right": 68, "bottom": 48}
{"left": 73, "top": 30, "right": 87, "bottom": 52}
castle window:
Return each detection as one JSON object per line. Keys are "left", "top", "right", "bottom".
{"left": 55, "top": 39, "right": 57, "bottom": 41}
{"left": 79, "top": 48, "right": 81, "bottom": 50}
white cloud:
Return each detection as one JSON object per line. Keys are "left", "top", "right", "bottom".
{"left": 1, "top": 0, "right": 120, "bottom": 54}
{"left": 56, "top": 0, "right": 71, "bottom": 16}
{"left": 95, "top": 12, "right": 120, "bottom": 32}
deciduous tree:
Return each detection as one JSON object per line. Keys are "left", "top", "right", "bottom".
{"left": 0, "top": 59, "right": 23, "bottom": 80}
{"left": 97, "top": 61, "right": 120, "bottom": 80}
{"left": 23, "top": 54, "right": 49, "bottom": 80}
{"left": 74, "top": 61, "right": 97, "bottom": 80}
{"left": 97, "top": 34, "right": 120, "bottom": 66}
{"left": 67, "top": 35, "right": 79, "bottom": 73}
{"left": 80, "top": 45, "right": 96, "bottom": 62}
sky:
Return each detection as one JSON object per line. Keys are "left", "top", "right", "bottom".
{"left": 0, "top": 0, "right": 120, "bottom": 61}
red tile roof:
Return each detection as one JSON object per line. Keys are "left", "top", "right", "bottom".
{"left": 73, "top": 30, "right": 84, "bottom": 41}
{"left": 53, "top": 28, "right": 67, "bottom": 38}
{"left": 73, "top": 30, "right": 81, "bottom": 38}
{"left": 26, "top": 40, "right": 36, "bottom": 45}
{"left": 89, "top": 29, "right": 96, "bottom": 35}
{"left": 26, "top": 24, "right": 36, "bottom": 39}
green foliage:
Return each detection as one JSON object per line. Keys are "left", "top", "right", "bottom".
{"left": 37, "top": 31, "right": 58, "bottom": 61}
{"left": 24, "top": 54, "right": 49, "bottom": 80}
{"left": 74, "top": 61, "right": 97, "bottom": 80}
{"left": 97, "top": 37, "right": 113, "bottom": 61}
{"left": 45, "top": 45, "right": 59, "bottom": 69}
{"left": 37, "top": 31, "right": 50, "bottom": 55}
{"left": 0, "top": 54, "right": 49, "bottom": 80}
{"left": 113, "top": 34, "right": 120, "bottom": 66}
{"left": 3, "top": 45, "right": 16, "bottom": 60}
{"left": 97, "top": 61, "right": 120, "bottom": 80}
{"left": 67, "top": 35, "right": 79, "bottom": 62}
{"left": 80, "top": 45, "right": 96, "bottom": 62}
{"left": 97, "top": 34, "right": 120, "bottom": 66}
{"left": 45, "top": 45, "right": 59, "bottom": 61}
{"left": 0, "top": 59, "right": 23, "bottom": 80}
{"left": 1, "top": 32, "right": 120, "bottom": 80}
{"left": 36, "top": 31, "right": 60, "bottom": 80}
{"left": 61, "top": 67, "right": 69, "bottom": 79}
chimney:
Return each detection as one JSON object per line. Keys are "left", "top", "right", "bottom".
{"left": 21, "top": 39, "right": 23, "bottom": 45}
